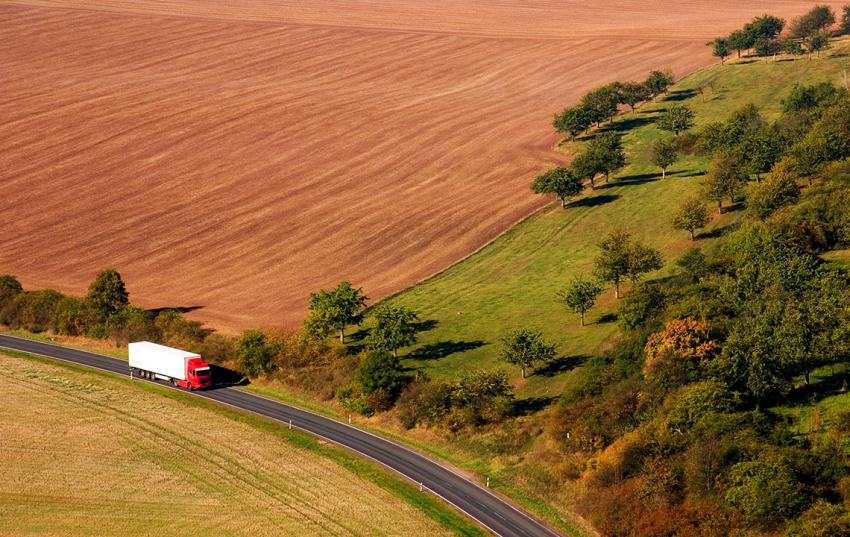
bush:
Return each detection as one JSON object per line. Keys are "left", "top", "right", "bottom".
{"left": 619, "top": 283, "right": 665, "bottom": 330}
{"left": 1, "top": 290, "right": 63, "bottom": 332}
{"left": 153, "top": 310, "right": 208, "bottom": 349}
{"left": 51, "top": 296, "right": 91, "bottom": 336}
{"left": 199, "top": 333, "right": 236, "bottom": 365}
{"left": 0, "top": 275, "right": 23, "bottom": 312}
{"left": 86, "top": 268, "right": 129, "bottom": 319}
{"left": 236, "top": 330, "right": 279, "bottom": 377}
{"left": 354, "top": 350, "right": 406, "bottom": 398}
{"left": 110, "top": 306, "right": 159, "bottom": 346}
{"left": 725, "top": 458, "right": 804, "bottom": 527}
{"left": 785, "top": 500, "right": 850, "bottom": 537}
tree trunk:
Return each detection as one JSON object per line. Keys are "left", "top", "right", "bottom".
{"left": 662, "top": 168, "right": 667, "bottom": 179}
{"left": 580, "top": 311, "right": 585, "bottom": 327}
{"left": 589, "top": 176, "right": 595, "bottom": 190}
{"left": 561, "top": 197, "right": 566, "bottom": 209}
{"left": 690, "top": 229, "right": 695, "bottom": 241}
{"left": 339, "top": 328, "right": 345, "bottom": 344}
{"left": 393, "top": 348, "right": 398, "bottom": 358}
{"left": 804, "top": 370, "right": 810, "bottom": 385}
{"left": 521, "top": 367, "right": 525, "bottom": 379}
{"left": 614, "top": 281, "right": 620, "bottom": 299}
{"left": 717, "top": 200, "right": 723, "bottom": 214}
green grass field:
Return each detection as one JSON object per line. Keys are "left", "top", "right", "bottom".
{"left": 0, "top": 351, "right": 484, "bottom": 537}
{"left": 380, "top": 38, "right": 850, "bottom": 397}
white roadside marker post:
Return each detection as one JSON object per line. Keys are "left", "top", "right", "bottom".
{"left": 419, "top": 482, "right": 423, "bottom": 492}
{"left": 348, "top": 414, "right": 352, "bottom": 424}
{"left": 486, "top": 477, "right": 490, "bottom": 488}
{"left": 289, "top": 419, "right": 292, "bottom": 430}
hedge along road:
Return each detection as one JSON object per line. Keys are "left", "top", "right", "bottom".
{"left": 0, "top": 334, "right": 561, "bottom": 537}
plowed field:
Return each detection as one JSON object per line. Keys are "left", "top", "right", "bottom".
{"left": 0, "top": 1, "right": 838, "bottom": 330}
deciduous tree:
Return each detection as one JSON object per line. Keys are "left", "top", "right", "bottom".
{"left": 367, "top": 305, "right": 419, "bottom": 357}
{"left": 594, "top": 229, "right": 632, "bottom": 299}
{"left": 673, "top": 197, "right": 710, "bottom": 240}
{"left": 304, "top": 281, "right": 367, "bottom": 343}
{"left": 500, "top": 328, "right": 556, "bottom": 379}
{"left": 658, "top": 105, "right": 695, "bottom": 136}
{"left": 711, "top": 37, "right": 730, "bottom": 64}
{"left": 617, "top": 82, "right": 650, "bottom": 113}
{"left": 650, "top": 137, "right": 678, "bottom": 178}
{"left": 703, "top": 150, "right": 746, "bottom": 213}
{"left": 531, "top": 167, "right": 583, "bottom": 207}
{"left": 558, "top": 277, "right": 602, "bottom": 326}
{"left": 553, "top": 105, "right": 592, "bottom": 139}
{"left": 644, "top": 70, "right": 674, "bottom": 97}
{"left": 626, "top": 242, "right": 663, "bottom": 284}
{"left": 86, "top": 268, "right": 129, "bottom": 318}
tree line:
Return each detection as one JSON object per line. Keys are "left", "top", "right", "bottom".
{"left": 710, "top": 6, "right": 850, "bottom": 63}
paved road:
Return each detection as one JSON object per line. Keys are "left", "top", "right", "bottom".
{"left": 0, "top": 334, "right": 562, "bottom": 537}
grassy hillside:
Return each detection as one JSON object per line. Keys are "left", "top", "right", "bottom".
{"left": 382, "top": 38, "right": 850, "bottom": 397}
{"left": 0, "top": 351, "right": 483, "bottom": 537}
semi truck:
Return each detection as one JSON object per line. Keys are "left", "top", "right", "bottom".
{"left": 128, "top": 341, "right": 212, "bottom": 390}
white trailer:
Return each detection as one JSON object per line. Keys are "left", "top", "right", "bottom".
{"left": 128, "top": 341, "right": 212, "bottom": 389}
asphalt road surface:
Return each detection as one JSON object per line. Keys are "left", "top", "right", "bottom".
{"left": 0, "top": 334, "right": 562, "bottom": 537}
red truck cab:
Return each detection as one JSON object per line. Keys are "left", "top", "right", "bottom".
{"left": 185, "top": 358, "right": 212, "bottom": 390}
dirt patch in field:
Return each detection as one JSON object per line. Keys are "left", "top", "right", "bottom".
{"left": 0, "top": 1, "right": 839, "bottom": 331}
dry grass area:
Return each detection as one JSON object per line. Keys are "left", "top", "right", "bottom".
{"left": 0, "top": 353, "right": 456, "bottom": 537}
{"left": 1, "top": 1, "right": 841, "bottom": 330}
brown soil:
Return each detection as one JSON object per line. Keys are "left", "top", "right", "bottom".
{"left": 0, "top": 1, "right": 838, "bottom": 331}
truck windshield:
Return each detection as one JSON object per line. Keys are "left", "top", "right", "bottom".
{"left": 194, "top": 367, "right": 210, "bottom": 376}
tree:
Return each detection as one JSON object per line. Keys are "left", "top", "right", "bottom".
{"left": 531, "top": 167, "right": 583, "bottom": 208}
{"left": 304, "top": 281, "right": 367, "bottom": 343}
{"left": 626, "top": 242, "right": 663, "bottom": 284}
{"left": 86, "top": 268, "right": 129, "bottom": 318}
{"left": 581, "top": 84, "right": 620, "bottom": 126}
{"left": 553, "top": 105, "right": 591, "bottom": 139}
{"left": 594, "top": 229, "right": 632, "bottom": 299}
{"left": 739, "top": 127, "right": 782, "bottom": 180}
{"left": 367, "top": 305, "right": 419, "bottom": 357}
{"left": 644, "top": 318, "right": 718, "bottom": 381}
{"left": 499, "top": 328, "right": 556, "bottom": 378}
{"left": 649, "top": 137, "right": 678, "bottom": 178}
{"left": 658, "top": 105, "right": 695, "bottom": 136}
{"left": 711, "top": 37, "right": 730, "bottom": 64}
{"left": 745, "top": 170, "right": 800, "bottom": 220}
{"left": 754, "top": 37, "right": 782, "bottom": 59}
{"left": 673, "top": 197, "right": 709, "bottom": 240}
{"left": 727, "top": 29, "right": 754, "bottom": 58}
{"left": 703, "top": 150, "right": 746, "bottom": 213}
{"left": 558, "top": 277, "right": 602, "bottom": 326}
{"left": 786, "top": 501, "right": 850, "bottom": 537}
{"left": 644, "top": 70, "right": 674, "bottom": 97}
{"left": 842, "top": 6, "right": 850, "bottom": 35}
{"left": 745, "top": 15, "right": 785, "bottom": 41}
{"left": 725, "top": 459, "right": 804, "bottom": 527}
{"left": 571, "top": 133, "right": 626, "bottom": 188}
{"left": 806, "top": 33, "right": 829, "bottom": 58}
{"left": 0, "top": 274, "right": 23, "bottom": 311}
{"left": 618, "top": 282, "right": 665, "bottom": 329}
{"left": 237, "top": 329, "right": 278, "bottom": 377}
{"left": 592, "top": 132, "right": 627, "bottom": 182}
{"left": 791, "top": 5, "right": 835, "bottom": 38}
{"left": 355, "top": 350, "right": 406, "bottom": 396}
{"left": 783, "top": 38, "right": 805, "bottom": 57}
{"left": 617, "top": 82, "right": 650, "bottom": 113}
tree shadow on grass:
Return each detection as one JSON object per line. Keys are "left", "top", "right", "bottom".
{"left": 780, "top": 366, "right": 850, "bottom": 410}
{"left": 596, "top": 313, "right": 618, "bottom": 325}
{"left": 408, "top": 340, "right": 487, "bottom": 361}
{"left": 535, "top": 354, "right": 589, "bottom": 377}
{"left": 698, "top": 222, "right": 742, "bottom": 240}
{"left": 569, "top": 194, "right": 619, "bottom": 208}
{"left": 664, "top": 89, "right": 698, "bottom": 102}
{"left": 147, "top": 305, "right": 204, "bottom": 315}
{"left": 514, "top": 396, "right": 558, "bottom": 416}
{"left": 605, "top": 173, "right": 659, "bottom": 184}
